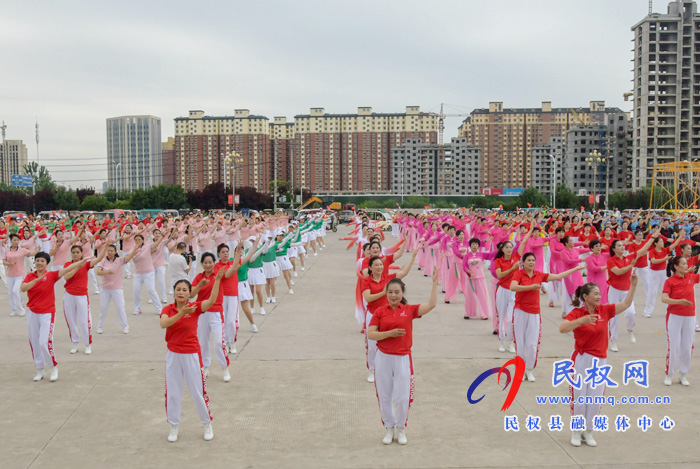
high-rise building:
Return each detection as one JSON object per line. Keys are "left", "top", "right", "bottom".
{"left": 0, "top": 139, "right": 28, "bottom": 186}
{"left": 457, "top": 101, "right": 623, "bottom": 190}
{"left": 390, "top": 137, "right": 481, "bottom": 196}
{"left": 270, "top": 116, "right": 295, "bottom": 186}
{"left": 162, "top": 137, "right": 176, "bottom": 186}
{"left": 631, "top": 0, "right": 700, "bottom": 188}
{"left": 107, "top": 115, "right": 162, "bottom": 192}
{"left": 173, "top": 110, "right": 271, "bottom": 192}
{"left": 530, "top": 137, "right": 564, "bottom": 200}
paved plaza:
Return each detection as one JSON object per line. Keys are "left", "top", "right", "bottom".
{"left": 1, "top": 225, "right": 700, "bottom": 468}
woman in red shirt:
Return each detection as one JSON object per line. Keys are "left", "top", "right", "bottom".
{"left": 494, "top": 230, "right": 530, "bottom": 353}
{"left": 597, "top": 226, "right": 617, "bottom": 251}
{"left": 361, "top": 250, "right": 417, "bottom": 383}
{"left": 160, "top": 268, "right": 224, "bottom": 443}
{"left": 20, "top": 252, "right": 89, "bottom": 382}
{"left": 646, "top": 235, "right": 683, "bottom": 318}
{"left": 510, "top": 252, "right": 583, "bottom": 382}
{"left": 368, "top": 269, "right": 438, "bottom": 445}
{"left": 560, "top": 275, "right": 638, "bottom": 448}
{"left": 607, "top": 237, "right": 653, "bottom": 352}
{"left": 661, "top": 256, "right": 697, "bottom": 386}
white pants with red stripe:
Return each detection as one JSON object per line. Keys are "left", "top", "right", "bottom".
{"left": 88, "top": 268, "right": 99, "bottom": 292}
{"left": 374, "top": 350, "right": 414, "bottom": 429}
{"left": 570, "top": 351, "right": 606, "bottom": 432}
{"left": 154, "top": 266, "right": 167, "bottom": 301}
{"left": 513, "top": 308, "right": 542, "bottom": 370}
{"left": 197, "top": 311, "right": 229, "bottom": 370}
{"left": 608, "top": 286, "right": 635, "bottom": 340}
{"left": 365, "top": 310, "right": 377, "bottom": 372}
{"left": 98, "top": 289, "right": 128, "bottom": 330}
{"left": 223, "top": 296, "right": 239, "bottom": 344}
{"left": 27, "top": 310, "right": 57, "bottom": 370}
{"left": 635, "top": 266, "right": 651, "bottom": 313}
{"left": 646, "top": 269, "right": 667, "bottom": 316}
{"left": 165, "top": 351, "right": 212, "bottom": 425}
{"left": 63, "top": 292, "right": 92, "bottom": 345}
{"left": 495, "top": 286, "right": 515, "bottom": 341}
{"left": 133, "top": 272, "right": 161, "bottom": 314}
{"left": 7, "top": 276, "right": 25, "bottom": 316}
{"left": 666, "top": 314, "right": 696, "bottom": 376}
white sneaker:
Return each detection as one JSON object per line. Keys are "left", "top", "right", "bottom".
{"left": 643, "top": 313, "right": 651, "bottom": 318}
{"left": 84, "top": 345, "right": 92, "bottom": 355}
{"left": 252, "top": 324, "right": 259, "bottom": 333}
{"left": 696, "top": 324, "right": 700, "bottom": 332}
{"left": 97, "top": 328, "right": 103, "bottom": 334}
{"left": 33, "top": 369, "right": 45, "bottom": 382}
{"left": 260, "top": 308, "right": 266, "bottom": 316}
{"left": 266, "top": 297, "right": 271, "bottom": 303}
{"left": 95, "top": 289, "right": 100, "bottom": 295}
{"left": 367, "top": 371, "right": 375, "bottom": 383}
{"left": 203, "top": 422, "right": 214, "bottom": 441}
{"left": 498, "top": 340, "right": 505, "bottom": 353}
{"left": 133, "top": 311, "right": 141, "bottom": 315}
{"left": 396, "top": 427, "right": 407, "bottom": 445}
{"left": 148, "top": 299, "right": 153, "bottom": 304}
{"left": 203, "top": 367, "right": 209, "bottom": 378}
{"left": 526, "top": 369, "right": 535, "bottom": 382}
{"left": 680, "top": 374, "right": 690, "bottom": 386}
{"left": 168, "top": 424, "right": 178, "bottom": 443}
{"left": 664, "top": 374, "right": 672, "bottom": 386}
{"left": 123, "top": 327, "right": 129, "bottom": 334}
{"left": 382, "top": 427, "right": 394, "bottom": 445}
{"left": 162, "top": 298, "right": 168, "bottom": 304}
{"left": 19, "top": 310, "right": 26, "bottom": 317}
{"left": 271, "top": 297, "right": 276, "bottom": 303}
{"left": 289, "top": 289, "right": 294, "bottom": 295}
{"left": 581, "top": 431, "right": 597, "bottom": 447}
{"left": 70, "top": 343, "right": 79, "bottom": 354}
{"left": 230, "top": 345, "right": 237, "bottom": 354}
{"left": 10, "top": 311, "right": 17, "bottom": 317}
{"left": 570, "top": 430, "right": 582, "bottom": 447}
{"left": 507, "top": 341, "right": 516, "bottom": 353}
{"left": 301, "top": 267, "right": 305, "bottom": 271}
{"left": 293, "top": 271, "right": 298, "bottom": 277}
{"left": 610, "top": 340, "right": 618, "bottom": 352}
{"left": 290, "top": 280, "right": 295, "bottom": 286}
{"left": 314, "top": 252, "right": 317, "bottom": 257}
{"left": 50, "top": 366, "right": 59, "bottom": 382}
{"left": 223, "top": 368, "right": 231, "bottom": 382}
{"left": 628, "top": 331, "right": 636, "bottom": 343}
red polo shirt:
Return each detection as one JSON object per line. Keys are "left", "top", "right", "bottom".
{"left": 565, "top": 304, "right": 616, "bottom": 359}
{"left": 512, "top": 270, "right": 549, "bottom": 314}
{"left": 64, "top": 261, "right": 91, "bottom": 296}
{"left": 662, "top": 273, "right": 700, "bottom": 317}
{"left": 162, "top": 301, "right": 205, "bottom": 353}
{"left": 369, "top": 303, "right": 420, "bottom": 355}
{"left": 607, "top": 255, "right": 635, "bottom": 291}
{"left": 495, "top": 252, "right": 521, "bottom": 289}
{"left": 361, "top": 272, "right": 397, "bottom": 314}
{"left": 23, "top": 270, "right": 60, "bottom": 314}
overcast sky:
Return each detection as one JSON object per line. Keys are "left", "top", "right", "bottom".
{"left": 3, "top": 0, "right": 656, "bottom": 188}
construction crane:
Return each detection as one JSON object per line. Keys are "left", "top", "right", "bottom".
{"left": 623, "top": 92, "right": 634, "bottom": 101}
{"left": 569, "top": 108, "right": 587, "bottom": 126}
{"left": 1, "top": 121, "right": 6, "bottom": 143}
{"left": 437, "top": 103, "right": 469, "bottom": 146}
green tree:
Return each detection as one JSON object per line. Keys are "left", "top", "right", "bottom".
{"left": 517, "top": 187, "right": 548, "bottom": 208}
{"left": 54, "top": 186, "right": 80, "bottom": 211}
{"left": 555, "top": 184, "right": 579, "bottom": 209}
{"left": 80, "top": 194, "right": 109, "bottom": 211}
{"left": 22, "top": 161, "right": 55, "bottom": 191}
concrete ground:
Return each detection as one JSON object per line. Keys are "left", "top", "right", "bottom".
{"left": 1, "top": 225, "right": 699, "bottom": 469}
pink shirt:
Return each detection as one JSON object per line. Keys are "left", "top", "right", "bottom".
{"left": 122, "top": 228, "right": 136, "bottom": 252}
{"left": 4, "top": 247, "right": 30, "bottom": 277}
{"left": 97, "top": 256, "right": 125, "bottom": 290}
{"left": 585, "top": 252, "right": 610, "bottom": 304}
{"left": 151, "top": 240, "right": 166, "bottom": 268}
{"left": 212, "top": 229, "right": 227, "bottom": 248}
{"left": 19, "top": 237, "right": 36, "bottom": 251}
{"left": 51, "top": 237, "right": 72, "bottom": 266}
{"left": 132, "top": 242, "right": 155, "bottom": 274}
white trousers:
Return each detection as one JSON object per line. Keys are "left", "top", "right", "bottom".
{"left": 636, "top": 266, "right": 651, "bottom": 315}
{"left": 608, "top": 286, "right": 635, "bottom": 340}
{"left": 88, "top": 268, "right": 99, "bottom": 292}
{"left": 133, "top": 272, "right": 161, "bottom": 314}
{"left": 98, "top": 289, "right": 128, "bottom": 330}
{"left": 40, "top": 239, "right": 51, "bottom": 254}
{"left": 188, "top": 262, "right": 197, "bottom": 282}
{"left": 513, "top": 309, "right": 541, "bottom": 370}
{"left": 122, "top": 251, "right": 132, "bottom": 276}
{"left": 8, "top": 276, "right": 25, "bottom": 315}
{"left": 165, "top": 351, "right": 212, "bottom": 426}
{"left": 495, "top": 286, "right": 515, "bottom": 341}
{"left": 27, "top": 310, "right": 57, "bottom": 370}
{"left": 570, "top": 351, "right": 606, "bottom": 432}
{"left": 197, "top": 311, "right": 229, "bottom": 370}
{"left": 646, "top": 269, "right": 667, "bottom": 317}
{"left": 155, "top": 265, "right": 167, "bottom": 301}
{"left": 365, "top": 310, "right": 378, "bottom": 372}
{"left": 223, "top": 295, "right": 239, "bottom": 344}
{"left": 666, "top": 314, "right": 695, "bottom": 376}
{"left": 374, "top": 350, "right": 414, "bottom": 429}
{"left": 63, "top": 292, "right": 92, "bottom": 345}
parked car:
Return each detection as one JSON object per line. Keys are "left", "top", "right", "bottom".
{"left": 339, "top": 210, "right": 355, "bottom": 224}
{"left": 365, "top": 210, "right": 392, "bottom": 231}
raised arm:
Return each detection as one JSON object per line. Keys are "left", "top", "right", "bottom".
{"left": 201, "top": 268, "right": 225, "bottom": 311}
{"left": 395, "top": 250, "right": 418, "bottom": 280}
{"left": 417, "top": 270, "right": 439, "bottom": 316}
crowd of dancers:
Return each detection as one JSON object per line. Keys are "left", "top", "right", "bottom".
{"left": 348, "top": 208, "right": 697, "bottom": 447}
{"left": 0, "top": 210, "right": 328, "bottom": 442}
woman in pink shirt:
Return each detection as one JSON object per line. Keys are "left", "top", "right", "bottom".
{"left": 3, "top": 234, "right": 40, "bottom": 316}
{"left": 150, "top": 229, "right": 169, "bottom": 304}
{"left": 131, "top": 234, "right": 163, "bottom": 315}
{"left": 559, "top": 236, "right": 588, "bottom": 315}
{"left": 121, "top": 225, "right": 137, "bottom": 279}
{"left": 584, "top": 240, "right": 610, "bottom": 304}
{"left": 49, "top": 230, "right": 76, "bottom": 272}
{"left": 20, "top": 226, "right": 38, "bottom": 273}
{"left": 96, "top": 244, "right": 138, "bottom": 334}
{"left": 454, "top": 237, "right": 495, "bottom": 320}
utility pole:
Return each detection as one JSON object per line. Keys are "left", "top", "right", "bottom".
{"left": 273, "top": 145, "right": 278, "bottom": 211}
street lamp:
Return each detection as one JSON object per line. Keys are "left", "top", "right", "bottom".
{"left": 586, "top": 150, "right": 605, "bottom": 210}
{"left": 113, "top": 161, "right": 121, "bottom": 199}
{"left": 224, "top": 151, "right": 242, "bottom": 213}
{"left": 400, "top": 159, "right": 404, "bottom": 203}
{"left": 548, "top": 153, "right": 556, "bottom": 209}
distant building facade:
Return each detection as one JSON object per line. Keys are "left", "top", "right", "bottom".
{"left": 530, "top": 137, "right": 564, "bottom": 199}
{"left": 0, "top": 139, "right": 28, "bottom": 186}
{"left": 162, "top": 137, "right": 176, "bottom": 186}
{"left": 107, "top": 115, "right": 162, "bottom": 192}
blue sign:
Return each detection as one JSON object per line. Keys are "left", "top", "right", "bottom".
{"left": 503, "top": 188, "right": 525, "bottom": 196}
{"left": 11, "top": 174, "right": 33, "bottom": 187}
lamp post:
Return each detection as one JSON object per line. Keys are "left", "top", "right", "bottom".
{"left": 113, "top": 161, "right": 121, "bottom": 199}
{"left": 400, "top": 159, "right": 404, "bottom": 203}
{"left": 548, "top": 153, "right": 556, "bottom": 209}
{"left": 224, "top": 151, "right": 242, "bottom": 213}
{"left": 586, "top": 150, "right": 604, "bottom": 210}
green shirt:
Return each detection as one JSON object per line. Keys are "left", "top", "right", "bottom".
{"left": 238, "top": 262, "right": 249, "bottom": 282}
{"left": 262, "top": 241, "right": 279, "bottom": 263}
